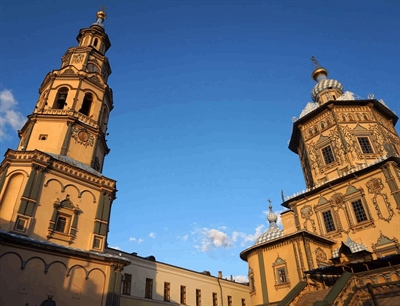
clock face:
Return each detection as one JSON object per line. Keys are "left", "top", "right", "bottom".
{"left": 78, "top": 130, "right": 89, "bottom": 142}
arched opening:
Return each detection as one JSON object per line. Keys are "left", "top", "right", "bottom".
{"left": 79, "top": 93, "right": 93, "bottom": 116}
{"left": 94, "top": 38, "right": 99, "bottom": 47}
{"left": 53, "top": 87, "right": 68, "bottom": 110}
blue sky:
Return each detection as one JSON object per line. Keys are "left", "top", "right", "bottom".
{"left": 1, "top": 0, "right": 399, "bottom": 281}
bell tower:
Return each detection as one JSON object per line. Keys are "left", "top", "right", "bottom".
{"left": 18, "top": 10, "right": 113, "bottom": 172}
{"left": 0, "top": 10, "right": 118, "bottom": 253}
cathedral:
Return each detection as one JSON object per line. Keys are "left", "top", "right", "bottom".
{"left": 240, "top": 58, "right": 400, "bottom": 305}
{"left": 1, "top": 9, "right": 399, "bottom": 306}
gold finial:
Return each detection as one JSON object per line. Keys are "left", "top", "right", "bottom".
{"left": 310, "top": 56, "right": 328, "bottom": 81}
{"left": 97, "top": 6, "right": 107, "bottom": 20}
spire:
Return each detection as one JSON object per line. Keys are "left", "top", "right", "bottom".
{"left": 311, "top": 55, "right": 328, "bottom": 82}
{"left": 92, "top": 7, "right": 107, "bottom": 28}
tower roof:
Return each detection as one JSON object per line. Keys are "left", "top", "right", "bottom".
{"left": 254, "top": 205, "right": 283, "bottom": 246}
{"left": 310, "top": 56, "right": 344, "bottom": 102}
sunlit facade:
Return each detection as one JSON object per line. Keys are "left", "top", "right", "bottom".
{"left": 240, "top": 60, "right": 400, "bottom": 305}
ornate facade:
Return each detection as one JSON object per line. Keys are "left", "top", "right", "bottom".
{"left": 240, "top": 59, "right": 400, "bottom": 305}
{"left": 0, "top": 11, "right": 129, "bottom": 306}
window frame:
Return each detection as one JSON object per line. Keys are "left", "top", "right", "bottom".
{"left": 145, "top": 278, "right": 153, "bottom": 299}
{"left": 196, "top": 289, "right": 201, "bottom": 306}
{"left": 122, "top": 274, "right": 132, "bottom": 295}
{"left": 273, "top": 256, "right": 290, "bottom": 287}
{"left": 13, "top": 215, "right": 31, "bottom": 234}
{"left": 321, "top": 209, "right": 337, "bottom": 233}
{"left": 321, "top": 145, "right": 335, "bottom": 165}
{"left": 357, "top": 136, "right": 374, "bottom": 154}
{"left": 164, "top": 282, "right": 170, "bottom": 302}
{"left": 350, "top": 198, "right": 369, "bottom": 224}
{"left": 212, "top": 292, "right": 218, "bottom": 306}
{"left": 180, "top": 285, "right": 186, "bottom": 305}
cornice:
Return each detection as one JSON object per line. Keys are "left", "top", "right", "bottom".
{"left": 2, "top": 149, "right": 116, "bottom": 191}
{"left": 240, "top": 229, "right": 335, "bottom": 261}
{"left": 0, "top": 230, "right": 129, "bottom": 266}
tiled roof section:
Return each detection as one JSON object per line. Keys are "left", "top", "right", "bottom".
{"left": 311, "top": 79, "right": 344, "bottom": 102}
{"left": 254, "top": 205, "right": 283, "bottom": 246}
{"left": 254, "top": 226, "right": 283, "bottom": 246}
{"left": 332, "top": 236, "right": 370, "bottom": 258}
{"left": 46, "top": 152, "right": 102, "bottom": 176}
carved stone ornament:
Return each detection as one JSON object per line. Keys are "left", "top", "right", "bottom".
{"left": 315, "top": 247, "right": 327, "bottom": 262}
{"left": 71, "top": 126, "right": 94, "bottom": 147}
{"left": 300, "top": 205, "right": 313, "bottom": 219}
{"left": 72, "top": 53, "right": 84, "bottom": 64}
{"left": 88, "top": 75, "right": 102, "bottom": 85}
{"left": 61, "top": 68, "right": 76, "bottom": 75}
{"left": 366, "top": 178, "right": 383, "bottom": 194}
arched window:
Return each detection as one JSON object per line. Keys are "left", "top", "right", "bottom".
{"left": 83, "top": 36, "right": 89, "bottom": 45}
{"left": 79, "top": 93, "right": 93, "bottom": 116}
{"left": 53, "top": 87, "right": 68, "bottom": 110}
{"left": 94, "top": 38, "right": 99, "bottom": 47}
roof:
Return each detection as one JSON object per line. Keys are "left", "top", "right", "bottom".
{"left": 332, "top": 236, "right": 371, "bottom": 259}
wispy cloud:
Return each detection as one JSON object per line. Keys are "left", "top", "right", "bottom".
{"left": 195, "top": 228, "right": 232, "bottom": 252}
{"left": 109, "top": 245, "right": 120, "bottom": 250}
{"left": 233, "top": 275, "right": 249, "bottom": 283}
{"left": 192, "top": 223, "right": 267, "bottom": 252}
{"left": 149, "top": 232, "right": 156, "bottom": 238}
{"left": 138, "top": 238, "right": 144, "bottom": 244}
{"left": 0, "top": 89, "right": 25, "bottom": 140}
{"left": 129, "top": 237, "right": 136, "bottom": 241}
{"left": 179, "top": 234, "right": 189, "bottom": 241}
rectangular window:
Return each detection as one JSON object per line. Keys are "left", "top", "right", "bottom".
{"left": 180, "top": 285, "right": 186, "bottom": 305}
{"left": 322, "top": 210, "right": 336, "bottom": 232}
{"left": 277, "top": 267, "right": 288, "bottom": 284}
{"left": 249, "top": 275, "right": 255, "bottom": 292}
{"left": 358, "top": 137, "right": 373, "bottom": 154}
{"left": 196, "top": 289, "right": 201, "bottom": 306}
{"left": 242, "top": 298, "right": 246, "bottom": 306}
{"left": 14, "top": 216, "right": 29, "bottom": 232}
{"left": 352, "top": 199, "right": 368, "bottom": 223}
{"left": 227, "top": 295, "right": 232, "bottom": 306}
{"left": 164, "top": 282, "right": 170, "bottom": 302}
{"left": 212, "top": 292, "right": 218, "bottom": 306}
{"left": 145, "top": 278, "right": 153, "bottom": 299}
{"left": 92, "top": 236, "right": 102, "bottom": 249}
{"left": 55, "top": 215, "right": 68, "bottom": 233}
{"left": 321, "top": 145, "right": 335, "bottom": 165}
{"left": 122, "top": 274, "right": 132, "bottom": 295}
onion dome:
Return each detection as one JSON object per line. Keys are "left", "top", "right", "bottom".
{"left": 254, "top": 205, "right": 283, "bottom": 246}
{"left": 310, "top": 56, "right": 344, "bottom": 103}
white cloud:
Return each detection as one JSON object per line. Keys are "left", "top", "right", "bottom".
{"left": 181, "top": 234, "right": 189, "bottom": 241}
{"left": 109, "top": 245, "right": 120, "bottom": 250}
{"left": 233, "top": 275, "right": 249, "bottom": 283}
{"left": 138, "top": 238, "right": 144, "bottom": 244}
{"left": 129, "top": 237, "right": 136, "bottom": 241}
{"left": 197, "top": 228, "right": 232, "bottom": 252}
{"left": 149, "top": 232, "right": 156, "bottom": 238}
{"left": 0, "top": 89, "right": 25, "bottom": 140}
